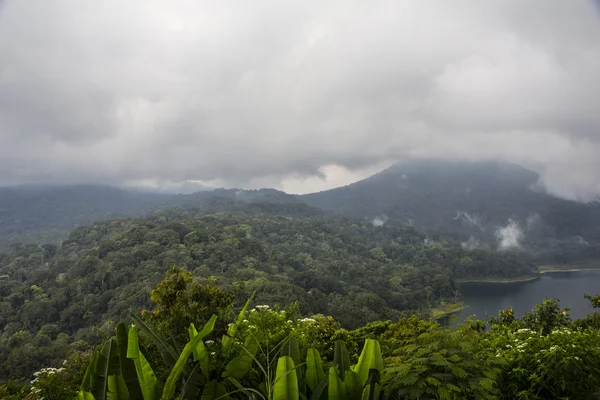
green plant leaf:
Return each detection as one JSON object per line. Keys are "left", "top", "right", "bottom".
{"left": 200, "top": 380, "right": 230, "bottom": 400}
{"left": 116, "top": 323, "right": 144, "bottom": 399}
{"left": 360, "top": 369, "right": 381, "bottom": 400}
{"left": 352, "top": 339, "right": 383, "bottom": 388}
{"left": 189, "top": 323, "right": 210, "bottom": 379}
{"left": 130, "top": 313, "right": 178, "bottom": 368}
{"left": 107, "top": 375, "right": 130, "bottom": 400}
{"left": 75, "top": 390, "right": 96, "bottom": 400}
{"left": 282, "top": 337, "right": 301, "bottom": 367}
{"left": 308, "top": 376, "right": 328, "bottom": 400}
{"left": 162, "top": 315, "right": 217, "bottom": 400}
{"left": 274, "top": 356, "right": 299, "bottom": 400}
{"left": 222, "top": 331, "right": 262, "bottom": 380}
{"left": 91, "top": 339, "right": 114, "bottom": 400}
{"left": 328, "top": 367, "right": 347, "bottom": 400}
{"left": 127, "top": 325, "right": 159, "bottom": 400}
{"left": 305, "top": 348, "right": 325, "bottom": 392}
{"left": 222, "top": 293, "right": 254, "bottom": 354}
{"left": 344, "top": 371, "right": 361, "bottom": 400}
{"left": 80, "top": 348, "right": 98, "bottom": 392}
{"left": 334, "top": 341, "right": 351, "bottom": 380}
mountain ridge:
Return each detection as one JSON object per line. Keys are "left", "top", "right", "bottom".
{"left": 2, "top": 160, "right": 600, "bottom": 264}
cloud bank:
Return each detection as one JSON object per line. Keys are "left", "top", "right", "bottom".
{"left": 1, "top": 1, "right": 600, "bottom": 198}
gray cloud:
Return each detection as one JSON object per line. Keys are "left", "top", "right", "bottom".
{"left": 1, "top": 0, "right": 600, "bottom": 199}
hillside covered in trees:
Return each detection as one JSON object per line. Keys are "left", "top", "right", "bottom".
{"left": 3, "top": 267, "right": 600, "bottom": 399}
{"left": 2, "top": 161, "right": 600, "bottom": 265}
{"left": 0, "top": 209, "right": 537, "bottom": 384}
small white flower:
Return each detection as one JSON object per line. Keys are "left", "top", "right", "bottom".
{"left": 204, "top": 340, "right": 215, "bottom": 345}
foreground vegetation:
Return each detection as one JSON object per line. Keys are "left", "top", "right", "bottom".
{"left": 3, "top": 266, "right": 600, "bottom": 399}
{"left": 0, "top": 211, "right": 538, "bottom": 383}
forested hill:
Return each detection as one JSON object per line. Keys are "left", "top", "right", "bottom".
{"left": 0, "top": 186, "right": 320, "bottom": 241}
{"left": 0, "top": 210, "right": 536, "bottom": 382}
{"left": 301, "top": 160, "right": 600, "bottom": 261}
{"left": 3, "top": 160, "right": 600, "bottom": 263}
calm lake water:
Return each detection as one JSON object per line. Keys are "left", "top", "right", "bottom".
{"left": 455, "top": 270, "right": 600, "bottom": 322}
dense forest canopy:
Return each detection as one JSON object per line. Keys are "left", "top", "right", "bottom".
{"left": 0, "top": 208, "right": 537, "bottom": 383}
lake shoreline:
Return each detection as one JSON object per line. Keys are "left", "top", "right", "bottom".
{"left": 456, "top": 275, "right": 540, "bottom": 284}
{"left": 431, "top": 302, "right": 467, "bottom": 318}
{"left": 457, "top": 262, "right": 600, "bottom": 284}
{"left": 539, "top": 262, "right": 600, "bottom": 274}
{"left": 455, "top": 266, "right": 600, "bottom": 322}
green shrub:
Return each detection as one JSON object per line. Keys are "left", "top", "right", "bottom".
{"left": 486, "top": 326, "right": 600, "bottom": 399}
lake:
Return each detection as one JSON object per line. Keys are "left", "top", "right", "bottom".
{"left": 455, "top": 270, "right": 600, "bottom": 322}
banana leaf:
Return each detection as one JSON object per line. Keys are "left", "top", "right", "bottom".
{"left": 127, "top": 325, "right": 159, "bottom": 400}
{"left": 273, "top": 356, "right": 299, "bottom": 400}
{"left": 162, "top": 315, "right": 217, "bottom": 400}
{"left": 222, "top": 293, "right": 254, "bottom": 354}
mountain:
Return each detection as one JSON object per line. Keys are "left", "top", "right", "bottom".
{"left": 0, "top": 185, "right": 321, "bottom": 242}
{"left": 300, "top": 160, "right": 600, "bottom": 261}
{"left": 3, "top": 160, "right": 600, "bottom": 263}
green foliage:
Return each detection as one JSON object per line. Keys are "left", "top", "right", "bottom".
{"left": 0, "top": 210, "right": 538, "bottom": 383}
{"left": 486, "top": 326, "right": 600, "bottom": 399}
{"left": 141, "top": 266, "right": 237, "bottom": 344}
{"left": 520, "top": 299, "right": 570, "bottom": 335}
{"left": 383, "top": 324, "right": 502, "bottom": 399}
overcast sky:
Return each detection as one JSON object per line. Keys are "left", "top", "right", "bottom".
{"left": 1, "top": 1, "right": 600, "bottom": 199}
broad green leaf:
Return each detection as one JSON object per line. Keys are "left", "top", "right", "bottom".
{"left": 91, "top": 340, "right": 113, "bottom": 400}
{"left": 200, "top": 380, "right": 230, "bottom": 400}
{"left": 80, "top": 349, "right": 98, "bottom": 392}
{"left": 305, "top": 348, "right": 325, "bottom": 392}
{"left": 281, "top": 337, "right": 301, "bottom": 367}
{"left": 116, "top": 323, "right": 143, "bottom": 400}
{"left": 361, "top": 369, "right": 381, "bottom": 400}
{"left": 344, "top": 371, "right": 362, "bottom": 400}
{"left": 222, "top": 293, "right": 254, "bottom": 354}
{"left": 352, "top": 339, "right": 383, "bottom": 388}
{"left": 162, "top": 315, "right": 217, "bottom": 400}
{"left": 227, "top": 377, "right": 264, "bottom": 399}
{"left": 127, "top": 325, "right": 159, "bottom": 400}
{"left": 189, "top": 323, "right": 210, "bottom": 378}
{"left": 274, "top": 356, "right": 299, "bottom": 400}
{"left": 107, "top": 375, "right": 130, "bottom": 400}
{"left": 308, "top": 376, "right": 328, "bottom": 400}
{"left": 130, "top": 313, "right": 178, "bottom": 368}
{"left": 360, "top": 385, "right": 381, "bottom": 400}
{"left": 334, "top": 341, "right": 351, "bottom": 380}
{"left": 222, "top": 331, "right": 262, "bottom": 380}
{"left": 75, "top": 390, "right": 96, "bottom": 400}
{"left": 106, "top": 339, "right": 122, "bottom": 376}
{"left": 328, "top": 367, "right": 346, "bottom": 400}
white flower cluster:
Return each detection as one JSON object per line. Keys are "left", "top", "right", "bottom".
{"left": 29, "top": 367, "right": 67, "bottom": 398}
{"left": 551, "top": 328, "right": 572, "bottom": 335}
{"left": 298, "top": 318, "right": 316, "bottom": 323}
{"left": 204, "top": 340, "right": 215, "bottom": 346}
{"left": 255, "top": 305, "right": 270, "bottom": 311}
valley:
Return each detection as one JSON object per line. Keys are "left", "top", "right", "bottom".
{"left": 1, "top": 160, "right": 600, "bottom": 397}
